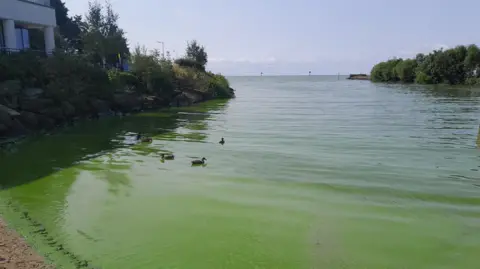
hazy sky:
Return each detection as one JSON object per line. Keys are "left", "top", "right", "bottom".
{"left": 65, "top": 0, "right": 480, "bottom": 75}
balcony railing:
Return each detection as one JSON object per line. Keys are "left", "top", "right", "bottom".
{"left": 22, "top": 0, "right": 51, "bottom": 7}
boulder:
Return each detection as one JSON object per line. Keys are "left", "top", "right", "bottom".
{"left": 0, "top": 108, "right": 13, "bottom": 128}
{"left": 0, "top": 80, "right": 21, "bottom": 96}
{"left": 69, "top": 97, "right": 92, "bottom": 117}
{"left": 61, "top": 101, "right": 76, "bottom": 117}
{"left": 21, "top": 98, "right": 54, "bottom": 113}
{"left": 142, "top": 95, "right": 165, "bottom": 109}
{"left": 8, "top": 119, "right": 29, "bottom": 136}
{"left": 18, "top": 111, "right": 39, "bottom": 129}
{"left": 40, "top": 107, "right": 65, "bottom": 123}
{"left": 0, "top": 123, "right": 8, "bottom": 134}
{"left": 89, "top": 99, "right": 112, "bottom": 116}
{"left": 113, "top": 94, "right": 142, "bottom": 113}
{"left": 37, "top": 115, "right": 55, "bottom": 130}
{"left": 170, "top": 93, "right": 192, "bottom": 107}
{"left": 23, "top": 88, "right": 44, "bottom": 100}
{"left": 183, "top": 90, "right": 204, "bottom": 104}
{"left": 229, "top": 87, "right": 236, "bottom": 97}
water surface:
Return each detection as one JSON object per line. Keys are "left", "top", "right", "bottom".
{"left": 1, "top": 76, "right": 480, "bottom": 269}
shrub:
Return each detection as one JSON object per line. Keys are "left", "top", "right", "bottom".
{"left": 465, "top": 77, "right": 480, "bottom": 85}
{"left": 415, "top": 71, "right": 433, "bottom": 84}
{"left": 108, "top": 69, "right": 139, "bottom": 91}
{"left": 43, "top": 53, "right": 112, "bottom": 100}
{"left": 0, "top": 50, "right": 46, "bottom": 88}
{"left": 207, "top": 73, "right": 233, "bottom": 98}
{"left": 174, "top": 58, "right": 205, "bottom": 71}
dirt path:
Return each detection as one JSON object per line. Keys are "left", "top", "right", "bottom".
{"left": 0, "top": 218, "right": 54, "bottom": 269}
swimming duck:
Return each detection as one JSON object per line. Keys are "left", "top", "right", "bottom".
{"left": 137, "top": 133, "right": 152, "bottom": 143}
{"left": 219, "top": 137, "right": 225, "bottom": 145}
{"left": 191, "top": 157, "right": 207, "bottom": 165}
{"left": 161, "top": 153, "right": 175, "bottom": 160}
{"left": 141, "top": 137, "right": 152, "bottom": 143}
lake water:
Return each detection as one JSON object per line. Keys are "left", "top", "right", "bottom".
{"left": 1, "top": 76, "right": 480, "bottom": 269}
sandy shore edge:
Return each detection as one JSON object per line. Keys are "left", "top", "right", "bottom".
{"left": 0, "top": 217, "right": 54, "bottom": 269}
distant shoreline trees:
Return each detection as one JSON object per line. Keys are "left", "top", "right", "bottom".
{"left": 370, "top": 45, "right": 480, "bottom": 86}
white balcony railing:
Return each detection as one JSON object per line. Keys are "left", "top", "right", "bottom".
{"left": 23, "top": 0, "right": 51, "bottom": 7}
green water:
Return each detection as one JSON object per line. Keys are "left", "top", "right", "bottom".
{"left": 1, "top": 76, "right": 480, "bottom": 269}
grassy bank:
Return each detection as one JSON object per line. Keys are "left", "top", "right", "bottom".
{"left": 370, "top": 44, "right": 480, "bottom": 85}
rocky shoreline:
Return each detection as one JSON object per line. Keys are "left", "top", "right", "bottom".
{"left": 0, "top": 218, "right": 54, "bottom": 269}
{"left": 0, "top": 80, "right": 235, "bottom": 147}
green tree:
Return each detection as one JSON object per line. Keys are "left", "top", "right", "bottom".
{"left": 185, "top": 40, "right": 208, "bottom": 67}
{"left": 370, "top": 58, "right": 402, "bottom": 82}
{"left": 441, "top": 46, "right": 467, "bottom": 85}
{"left": 464, "top": 44, "right": 480, "bottom": 77}
{"left": 394, "top": 59, "right": 417, "bottom": 83}
{"left": 129, "top": 45, "right": 174, "bottom": 96}
{"left": 80, "top": 1, "right": 129, "bottom": 66}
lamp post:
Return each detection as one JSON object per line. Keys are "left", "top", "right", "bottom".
{"left": 156, "top": 41, "right": 165, "bottom": 58}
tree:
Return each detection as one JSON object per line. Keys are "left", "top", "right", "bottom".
{"left": 464, "top": 44, "right": 480, "bottom": 77}
{"left": 395, "top": 59, "right": 417, "bottom": 83}
{"left": 80, "top": 1, "right": 129, "bottom": 66}
{"left": 372, "top": 43, "right": 480, "bottom": 85}
{"left": 50, "top": 0, "right": 82, "bottom": 51}
{"left": 370, "top": 58, "right": 402, "bottom": 82}
{"left": 185, "top": 40, "right": 208, "bottom": 67}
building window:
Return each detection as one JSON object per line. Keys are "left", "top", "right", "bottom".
{"left": 15, "top": 28, "right": 30, "bottom": 50}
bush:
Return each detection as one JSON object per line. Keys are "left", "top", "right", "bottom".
{"left": 207, "top": 73, "right": 233, "bottom": 98}
{"left": 415, "top": 71, "right": 433, "bottom": 84}
{"left": 174, "top": 58, "right": 205, "bottom": 71}
{"left": 42, "top": 53, "right": 113, "bottom": 100}
{"left": 465, "top": 77, "right": 480, "bottom": 85}
{"left": 108, "top": 70, "right": 139, "bottom": 91}
{"left": 0, "top": 50, "right": 46, "bottom": 88}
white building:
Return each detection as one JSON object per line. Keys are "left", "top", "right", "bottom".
{"left": 0, "top": 0, "right": 57, "bottom": 54}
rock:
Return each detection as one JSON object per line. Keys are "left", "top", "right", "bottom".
{"left": 0, "top": 108, "right": 13, "bottom": 127}
{"left": 69, "top": 97, "right": 92, "bottom": 117}
{"left": 61, "top": 101, "right": 76, "bottom": 117}
{"left": 0, "top": 123, "right": 8, "bottom": 134}
{"left": 170, "top": 93, "right": 192, "bottom": 107}
{"left": 40, "top": 107, "right": 65, "bottom": 123}
{"left": 8, "top": 119, "right": 29, "bottom": 136}
{"left": 37, "top": 115, "right": 55, "bottom": 130}
{"left": 23, "top": 88, "right": 44, "bottom": 99}
{"left": 18, "top": 111, "right": 39, "bottom": 129}
{"left": 183, "top": 90, "right": 204, "bottom": 104}
{"left": 21, "top": 98, "right": 54, "bottom": 113}
{"left": 113, "top": 94, "right": 142, "bottom": 113}
{"left": 0, "top": 80, "right": 21, "bottom": 95}
{"left": 142, "top": 95, "right": 165, "bottom": 109}
{"left": 0, "top": 104, "right": 20, "bottom": 116}
{"left": 89, "top": 99, "right": 112, "bottom": 116}
{"left": 229, "top": 87, "right": 236, "bottom": 97}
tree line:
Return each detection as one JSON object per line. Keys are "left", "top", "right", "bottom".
{"left": 370, "top": 44, "right": 480, "bottom": 85}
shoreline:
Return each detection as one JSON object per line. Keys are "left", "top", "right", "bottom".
{"left": 0, "top": 94, "right": 234, "bottom": 150}
{"left": 0, "top": 218, "right": 53, "bottom": 269}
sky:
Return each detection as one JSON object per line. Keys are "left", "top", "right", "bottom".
{"left": 65, "top": 0, "right": 480, "bottom": 76}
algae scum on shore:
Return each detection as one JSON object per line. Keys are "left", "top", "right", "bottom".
{"left": 1, "top": 75, "right": 480, "bottom": 269}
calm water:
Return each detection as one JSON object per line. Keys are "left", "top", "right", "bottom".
{"left": 1, "top": 76, "right": 480, "bottom": 269}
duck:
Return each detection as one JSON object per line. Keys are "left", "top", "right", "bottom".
{"left": 161, "top": 153, "right": 175, "bottom": 160}
{"left": 219, "top": 137, "right": 225, "bottom": 145}
{"left": 141, "top": 137, "right": 152, "bottom": 143}
{"left": 191, "top": 157, "right": 207, "bottom": 165}
{"left": 136, "top": 133, "right": 152, "bottom": 143}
